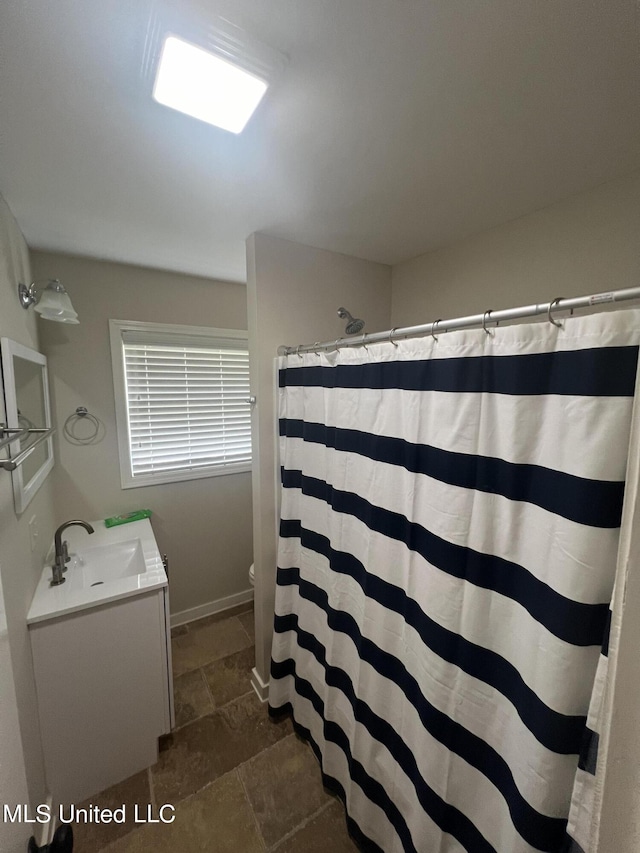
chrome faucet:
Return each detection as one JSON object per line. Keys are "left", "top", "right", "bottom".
{"left": 50, "top": 520, "right": 95, "bottom": 587}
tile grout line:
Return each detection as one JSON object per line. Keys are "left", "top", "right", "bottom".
{"left": 234, "top": 732, "right": 331, "bottom": 852}
{"left": 153, "top": 709, "right": 291, "bottom": 821}
{"left": 150, "top": 725, "right": 307, "bottom": 851}
{"left": 238, "top": 613, "right": 254, "bottom": 644}
{"left": 232, "top": 612, "right": 254, "bottom": 646}
{"left": 143, "top": 765, "right": 264, "bottom": 834}
{"left": 167, "top": 685, "right": 256, "bottom": 735}
{"left": 180, "top": 604, "right": 255, "bottom": 635}
{"left": 148, "top": 765, "right": 157, "bottom": 814}
{"left": 170, "top": 607, "right": 254, "bottom": 678}
{"left": 267, "top": 799, "right": 336, "bottom": 852}
{"left": 172, "top": 655, "right": 228, "bottom": 681}
{"left": 236, "top": 765, "right": 269, "bottom": 851}
{"left": 200, "top": 664, "right": 217, "bottom": 713}
{"left": 170, "top": 621, "right": 189, "bottom": 640}
{"left": 171, "top": 638, "right": 255, "bottom": 681}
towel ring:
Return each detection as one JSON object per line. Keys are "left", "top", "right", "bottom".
{"left": 389, "top": 328, "right": 399, "bottom": 347}
{"left": 63, "top": 407, "right": 101, "bottom": 445}
{"left": 482, "top": 310, "right": 494, "bottom": 335}
{"left": 548, "top": 297, "right": 564, "bottom": 327}
{"left": 431, "top": 319, "right": 442, "bottom": 342}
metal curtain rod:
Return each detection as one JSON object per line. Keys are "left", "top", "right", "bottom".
{"left": 281, "top": 286, "right": 640, "bottom": 356}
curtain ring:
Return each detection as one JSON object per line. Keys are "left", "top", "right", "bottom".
{"left": 482, "top": 310, "right": 493, "bottom": 335}
{"left": 296, "top": 345, "right": 303, "bottom": 358}
{"left": 313, "top": 343, "right": 321, "bottom": 358}
{"left": 548, "top": 297, "right": 564, "bottom": 327}
{"left": 389, "top": 328, "right": 399, "bottom": 347}
{"left": 431, "top": 319, "right": 442, "bottom": 342}
{"left": 361, "top": 333, "right": 368, "bottom": 350}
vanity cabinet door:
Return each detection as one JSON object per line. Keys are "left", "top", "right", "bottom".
{"left": 30, "top": 589, "right": 170, "bottom": 805}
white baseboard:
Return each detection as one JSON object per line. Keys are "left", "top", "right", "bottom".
{"left": 170, "top": 588, "right": 254, "bottom": 628}
{"left": 251, "top": 667, "right": 269, "bottom": 703}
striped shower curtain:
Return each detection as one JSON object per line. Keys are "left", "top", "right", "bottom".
{"left": 269, "top": 310, "right": 640, "bottom": 853}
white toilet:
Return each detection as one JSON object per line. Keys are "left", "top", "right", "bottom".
{"left": 249, "top": 563, "right": 255, "bottom": 587}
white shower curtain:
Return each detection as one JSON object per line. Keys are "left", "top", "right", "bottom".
{"left": 269, "top": 310, "right": 640, "bottom": 853}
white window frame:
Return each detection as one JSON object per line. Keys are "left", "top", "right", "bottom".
{"left": 110, "top": 319, "right": 251, "bottom": 489}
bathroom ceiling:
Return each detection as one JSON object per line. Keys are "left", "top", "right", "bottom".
{"left": 0, "top": 0, "right": 638, "bottom": 283}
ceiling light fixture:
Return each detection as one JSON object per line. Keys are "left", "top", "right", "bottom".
{"left": 18, "top": 279, "right": 79, "bottom": 324}
{"left": 153, "top": 34, "right": 268, "bottom": 133}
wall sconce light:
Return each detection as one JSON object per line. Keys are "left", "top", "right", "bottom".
{"left": 18, "top": 279, "right": 79, "bottom": 324}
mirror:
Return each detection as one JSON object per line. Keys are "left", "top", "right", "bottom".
{"left": 1, "top": 338, "right": 54, "bottom": 514}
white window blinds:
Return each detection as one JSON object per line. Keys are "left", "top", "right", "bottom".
{"left": 121, "top": 330, "right": 251, "bottom": 480}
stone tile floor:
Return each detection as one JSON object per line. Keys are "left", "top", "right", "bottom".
{"left": 70, "top": 602, "right": 359, "bottom": 852}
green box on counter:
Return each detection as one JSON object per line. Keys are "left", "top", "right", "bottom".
{"left": 104, "top": 509, "right": 152, "bottom": 528}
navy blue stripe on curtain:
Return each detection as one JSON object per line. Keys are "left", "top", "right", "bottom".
{"left": 279, "top": 418, "right": 625, "bottom": 528}
{"left": 281, "top": 469, "right": 610, "bottom": 647}
{"left": 272, "top": 575, "right": 568, "bottom": 851}
{"left": 561, "top": 836, "right": 587, "bottom": 853}
{"left": 271, "top": 654, "right": 421, "bottom": 853}
{"left": 279, "top": 520, "right": 586, "bottom": 754}
{"left": 270, "top": 657, "right": 497, "bottom": 853}
{"left": 577, "top": 728, "right": 600, "bottom": 776}
{"left": 601, "top": 610, "right": 612, "bottom": 657}
{"left": 278, "top": 346, "right": 638, "bottom": 397}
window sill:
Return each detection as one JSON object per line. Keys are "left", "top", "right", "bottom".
{"left": 121, "top": 462, "right": 252, "bottom": 489}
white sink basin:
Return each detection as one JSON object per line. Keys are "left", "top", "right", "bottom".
{"left": 27, "top": 518, "right": 167, "bottom": 624}
{"left": 72, "top": 539, "right": 147, "bottom": 589}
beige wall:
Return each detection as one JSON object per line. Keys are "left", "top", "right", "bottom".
{"left": 246, "top": 233, "right": 392, "bottom": 688}
{"left": 391, "top": 171, "right": 640, "bottom": 326}
{"left": 0, "top": 194, "right": 54, "bottom": 837}
{"left": 390, "top": 169, "right": 640, "bottom": 853}
{"left": 32, "top": 251, "right": 252, "bottom": 617}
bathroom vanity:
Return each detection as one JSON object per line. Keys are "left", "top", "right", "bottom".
{"left": 27, "top": 518, "right": 174, "bottom": 805}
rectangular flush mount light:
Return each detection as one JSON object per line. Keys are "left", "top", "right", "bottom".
{"left": 153, "top": 35, "right": 268, "bottom": 133}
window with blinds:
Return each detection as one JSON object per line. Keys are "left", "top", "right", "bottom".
{"left": 110, "top": 320, "right": 251, "bottom": 488}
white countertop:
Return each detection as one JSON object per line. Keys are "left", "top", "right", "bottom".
{"left": 27, "top": 518, "right": 167, "bottom": 625}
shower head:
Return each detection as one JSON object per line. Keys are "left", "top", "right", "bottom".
{"left": 337, "top": 307, "right": 365, "bottom": 336}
